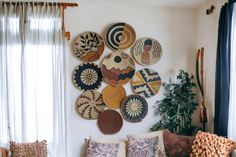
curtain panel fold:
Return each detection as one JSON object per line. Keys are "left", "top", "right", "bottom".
{"left": 228, "top": 2, "right": 236, "bottom": 157}
{"left": 215, "top": 4, "right": 236, "bottom": 157}
{"left": 214, "top": 2, "right": 234, "bottom": 137}
{"left": 0, "top": 3, "right": 67, "bottom": 157}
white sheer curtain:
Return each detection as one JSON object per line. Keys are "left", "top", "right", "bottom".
{"left": 0, "top": 2, "right": 67, "bottom": 157}
{"left": 228, "top": 3, "right": 236, "bottom": 157}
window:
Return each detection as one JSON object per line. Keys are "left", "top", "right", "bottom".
{"left": 0, "top": 4, "right": 66, "bottom": 157}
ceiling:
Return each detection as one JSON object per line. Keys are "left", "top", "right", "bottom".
{"left": 77, "top": 0, "right": 209, "bottom": 8}
{"left": 3, "top": 0, "right": 209, "bottom": 8}
{"left": 141, "top": 0, "right": 209, "bottom": 8}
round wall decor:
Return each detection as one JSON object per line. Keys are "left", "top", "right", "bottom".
{"left": 132, "top": 37, "right": 162, "bottom": 66}
{"left": 131, "top": 68, "right": 161, "bottom": 98}
{"left": 105, "top": 22, "right": 136, "bottom": 51}
{"left": 102, "top": 85, "right": 126, "bottom": 109}
{"left": 73, "top": 63, "right": 103, "bottom": 91}
{"left": 101, "top": 51, "right": 136, "bottom": 86}
{"left": 97, "top": 110, "right": 123, "bottom": 134}
{"left": 73, "top": 32, "right": 104, "bottom": 62}
{"left": 76, "top": 90, "right": 105, "bottom": 119}
{"left": 121, "top": 94, "right": 148, "bottom": 123}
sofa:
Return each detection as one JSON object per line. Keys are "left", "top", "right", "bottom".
{"left": 83, "top": 130, "right": 236, "bottom": 157}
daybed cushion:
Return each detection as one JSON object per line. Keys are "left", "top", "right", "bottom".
{"left": 162, "top": 129, "right": 194, "bottom": 157}
{"left": 190, "top": 131, "right": 235, "bottom": 157}
{"left": 86, "top": 136, "right": 126, "bottom": 157}
{"left": 127, "top": 130, "right": 166, "bottom": 157}
{"left": 10, "top": 140, "right": 47, "bottom": 157}
{"left": 87, "top": 140, "right": 119, "bottom": 157}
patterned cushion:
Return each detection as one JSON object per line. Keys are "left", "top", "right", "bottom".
{"left": 86, "top": 140, "right": 119, "bottom": 157}
{"left": 162, "top": 129, "right": 194, "bottom": 157}
{"left": 10, "top": 140, "right": 47, "bottom": 157}
{"left": 190, "top": 131, "right": 235, "bottom": 157}
{"left": 127, "top": 131, "right": 166, "bottom": 157}
{"left": 86, "top": 136, "right": 126, "bottom": 157}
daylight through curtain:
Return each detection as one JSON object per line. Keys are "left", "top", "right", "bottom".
{"left": 0, "top": 3, "right": 67, "bottom": 157}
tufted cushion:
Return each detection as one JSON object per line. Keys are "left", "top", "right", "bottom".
{"left": 190, "top": 131, "right": 235, "bottom": 157}
{"left": 162, "top": 129, "right": 194, "bottom": 157}
{"left": 10, "top": 140, "right": 47, "bottom": 157}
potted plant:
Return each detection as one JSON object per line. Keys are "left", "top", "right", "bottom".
{"left": 150, "top": 70, "right": 198, "bottom": 135}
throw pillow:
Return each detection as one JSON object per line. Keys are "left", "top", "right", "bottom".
{"left": 127, "top": 131, "right": 166, "bottom": 157}
{"left": 190, "top": 131, "right": 235, "bottom": 157}
{"left": 86, "top": 136, "right": 126, "bottom": 157}
{"left": 10, "top": 140, "right": 47, "bottom": 157}
{"left": 162, "top": 129, "right": 194, "bottom": 157}
{"left": 86, "top": 140, "right": 119, "bottom": 157}
{"left": 1, "top": 147, "right": 8, "bottom": 157}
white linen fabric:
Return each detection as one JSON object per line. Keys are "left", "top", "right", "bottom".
{"left": 228, "top": 3, "right": 236, "bottom": 157}
{"left": 0, "top": 2, "right": 67, "bottom": 157}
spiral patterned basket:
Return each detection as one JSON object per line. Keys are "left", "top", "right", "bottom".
{"left": 105, "top": 22, "right": 136, "bottom": 51}
{"left": 76, "top": 90, "right": 106, "bottom": 119}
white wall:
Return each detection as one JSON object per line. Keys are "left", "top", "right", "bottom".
{"left": 65, "top": 1, "right": 197, "bottom": 156}
{"left": 196, "top": 0, "right": 227, "bottom": 132}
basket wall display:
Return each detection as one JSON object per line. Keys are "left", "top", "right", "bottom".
{"left": 73, "top": 63, "right": 103, "bottom": 91}
{"left": 101, "top": 51, "right": 136, "bottom": 86}
{"left": 97, "top": 110, "right": 123, "bottom": 134}
{"left": 76, "top": 90, "right": 106, "bottom": 119}
{"left": 132, "top": 37, "right": 162, "bottom": 66}
{"left": 131, "top": 68, "right": 161, "bottom": 98}
{"left": 102, "top": 85, "right": 126, "bottom": 109}
{"left": 105, "top": 22, "right": 136, "bottom": 51}
{"left": 121, "top": 94, "right": 148, "bottom": 123}
{"left": 73, "top": 32, "right": 105, "bottom": 62}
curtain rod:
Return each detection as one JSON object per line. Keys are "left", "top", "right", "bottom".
{"left": 1, "top": 2, "right": 78, "bottom": 7}
{"left": 206, "top": 5, "right": 215, "bottom": 15}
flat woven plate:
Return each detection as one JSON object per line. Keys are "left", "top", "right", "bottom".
{"left": 121, "top": 94, "right": 148, "bottom": 123}
{"left": 76, "top": 90, "right": 105, "bottom": 119}
{"left": 105, "top": 22, "right": 136, "bottom": 51}
{"left": 132, "top": 38, "right": 162, "bottom": 66}
{"left": 102, "top": 85, "right": 126, "bottom": 109}
{"left": 73, "top": 63, "right": 103, "bottom": 91}
{"left": 73, "top": 32, "right": 104, "bottom": 62}
{"left": 131, "top": 68, "right": 161, "bottom": 98}
{"left": 101, "top": 51, "right": 136, "bottom": 86}
{"left": 97, "top": 110, "right": 123, "bottom": 134}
